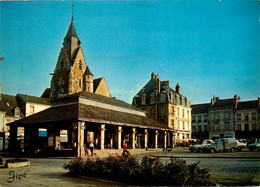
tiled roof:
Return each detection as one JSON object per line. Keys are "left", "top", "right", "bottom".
{"left": 9, "top": 103, "right": 78, "bottom": 125}
{"left": 191, "top": 103, "right": 210, "bottom": 114}
{"left": 54, "top": 91, "right": 142, "bottom": 111}
{"left": 237, "top": 100, "right": 258, "bottom": 110}
{"left": 9, "top": 103, "right": 171, "bottom": 130}
{"left": 0, "top": 94, "right": 24, "bottom": 117}
{"left": 210, "top": 98, "right": 236, "bottom": 108}
{"left": 17, "top": 94, "right": 51, "bottom": 105}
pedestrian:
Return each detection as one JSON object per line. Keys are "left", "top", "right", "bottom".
{"left": 123, "top": 142, "right": 131, "bottom": 156}
{"left": 89, "top": 141, "right": 94, "bottom": 156}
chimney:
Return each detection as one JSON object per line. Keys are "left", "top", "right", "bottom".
{"left": 151, "top": 72, "right": 156, "bottom": 79}
{"left": 175, "top": 83, "right": 180, "bottom": 94}
{"left": 211, "top": 95, "right": 219, "bottom": 105}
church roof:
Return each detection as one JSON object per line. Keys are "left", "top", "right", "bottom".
{"left": 65, "top": 20, "right": 79, "bottom": 39}
{"left": 93, "top": 78, "right": 102, "bottom": 92}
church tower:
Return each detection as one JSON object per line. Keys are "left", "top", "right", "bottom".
{"left": 48, "top": 8, "right": 94, "bottom": 99}
{"left": 83, "top": 66, "right": 94, "bottom": 93}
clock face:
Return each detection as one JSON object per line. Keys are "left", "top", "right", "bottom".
{"left": 75, "top": 77, "right": 78, "bottom": 82}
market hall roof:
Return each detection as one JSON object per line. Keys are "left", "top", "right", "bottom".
{"left": 8, "top": 102, "right": 172, "bottom": 131}
{"left": 52, "top": 91, "right": 142, "bottom": 112}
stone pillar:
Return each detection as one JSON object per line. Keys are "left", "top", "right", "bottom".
{"left": 155, "top": 130, "right": 158, "bottom": 149}
{"left": 98, "top": 124, "right": 105, "bottom": 150}
{"left": 115, "top": 126, "right": 122, "bottom": 149}
{"left": 144, "top": 129, "right": 148, "bottom": 149}
{"left": 130, "top": 128, "right": 136, "bottom": 149}
{"left": 164, "top": 131, "right": 167, "bottom": 148}
{"left": 77, "top": 122, "right": 85, "bottom": 157}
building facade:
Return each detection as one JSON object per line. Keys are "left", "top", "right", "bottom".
{"left": 132, "top": 73, "right": 192, "bottom": 145}
{"left": 191, "top": 95, "right": 260, "bottom": 140}
{"left": 0, "top": 92, "right": 51, "bottom": 151}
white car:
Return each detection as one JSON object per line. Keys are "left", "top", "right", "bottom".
{"left": 189, "top": 140, "right": 214, "bottom": 152}
{"left": 236, "top": 140, "right": 246, "bottom": 151}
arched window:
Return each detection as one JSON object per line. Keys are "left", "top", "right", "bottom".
{"left": 79, "top": 60, "right": 82, "bottom": 70}
{"left": 60, "top": 59, "right": 64, "bottom": 68}
{"left": 79, "top": 79, "right": 82, "bottom": 87}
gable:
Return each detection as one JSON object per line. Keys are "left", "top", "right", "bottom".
{"left": 71, "top": 46, "right": 87, "bottom": 70}
{"left": 94, "top": 77, "right": 111, "bottom": 97}
{"left": 54, "top": 48, "right": 70, "bottom": 71}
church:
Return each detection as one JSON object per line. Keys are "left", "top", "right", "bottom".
{"left": 8, "top": 15, "right": 175, "bottom": 157}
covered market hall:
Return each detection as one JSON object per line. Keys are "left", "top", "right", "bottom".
{"left": 8, "top": 91, "right": 176, "bottom": 157}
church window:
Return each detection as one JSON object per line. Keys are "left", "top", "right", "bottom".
{"left": 79, "top": 60, "right": 82, "bottom": 70}
{"left": 79, "top": 79, "right": 82, "bottom": 87}
{"left": 60, "top": 59, "right": 64, "bottom": 68}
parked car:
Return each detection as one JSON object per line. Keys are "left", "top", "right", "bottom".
{"left": 189, "top": 139, "right": 214, "bottom": 152}
{"left": 202, "top": 138, "right": 238, "bottom": 153}
{"left": 236, "top": 140, "right": 246, "bottom": 151}
{"left": 247, "top": 138, "right": 260, "bottom": 151}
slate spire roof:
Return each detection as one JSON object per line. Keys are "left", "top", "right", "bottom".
{"left": 84, "top": 66, "right": 93, "bottom": 76}
{"left": 65, "top": 18, "right": 79, "bottom": 39}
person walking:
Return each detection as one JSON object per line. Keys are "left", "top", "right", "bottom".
{"left": 89, "top": 141, "right": 94, "bottom": 156}
{"left": 123, "top": 142, "right": 131, "bottom": 156}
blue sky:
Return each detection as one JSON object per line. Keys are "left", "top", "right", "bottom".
{"left": 0, "top": 0, "right": 259, "bottom": 104}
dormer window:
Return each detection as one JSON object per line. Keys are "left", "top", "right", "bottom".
{"left": 79, "top": 60, "right": 82, "bottom": 70}
{"left": 14, "top": 107, "right": 20, "bottom": 118}
{"left": 141, "top": 94, "right": 146, "bottom": 105}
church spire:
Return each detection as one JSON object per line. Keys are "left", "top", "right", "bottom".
{"left": 63, "top": 4, "right": 81, "bottom": 59}
{"left": 71, "top": 3, "right": 74, "bottom": 22}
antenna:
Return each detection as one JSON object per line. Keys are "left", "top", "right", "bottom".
{"left": 72, "top": 3, "right": 74, "bottom": 21}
